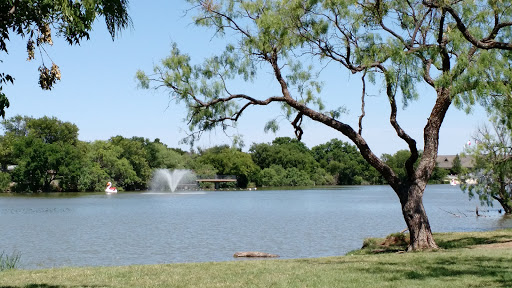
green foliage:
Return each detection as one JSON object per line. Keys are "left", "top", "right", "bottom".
{"left": 285, "top": 167, "right": 314, "bottom": 186}
{"left": 451, "top": 154, "right": 463, "bottom": 175}
{"left": 429, "top": 166, "right": 448, "bottom": 184}
{"left": 110, "top": 136, "right": 151, "bottom": 190}
{"left": 6, "top": 116, "right": 83, "bottom": 192}
{"left": 196, "top": 145, "right": 260, "bottom": 188}
{"left": 257, "top": 165, "right": 286, "bottom": 187}
{"left": 85, "top": 140, "right": 138, "bottom": 191}
{"left": 381, "top": 150, "right": 412, "bottom": 181}
{"left": 381, "top": 150, "right": 447, "bottom": 184}
{"left": 25, "top": 116, "right": 79, "bottom": 145}
{"left": 312, "top": 139, "right": 382, "bottom": 185}
{"left": 77, "top": 161, "right": 110, "bottom": 192}
{"left": 147, "top": 141, "right": 186, "bottom": 170}
{"left": 460, "top": 122, "right": 512, "bottom": 214}
{"left": 0, "top": 171, "right": 11, "bottom": 192}
{"left": 250, "top": 137, "right": 318, "bottom": 172}
{"left": 309, "top": 167, "right": 335, "bottom": 186}
{"left": 0, "top": 114, "right": 465, "bottom": 192}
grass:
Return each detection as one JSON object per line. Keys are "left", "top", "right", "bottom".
{"left": 0, "top": 250, "right": 21, "bottom": 272}
{"left": 349, "top": 229, "right": 512, "bottom": 255}
{"left": 1, "top": 229, "right": 512, "bottom": 288}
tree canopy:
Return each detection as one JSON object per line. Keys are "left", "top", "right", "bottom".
{"left": 137, "top": 0, "right": 512, "bottom": 250}
{"left": 0, "top": 0, "right": 131, "bottom": 117}
{"left": 0, "top": 115, "right": 433, "bottom": 193}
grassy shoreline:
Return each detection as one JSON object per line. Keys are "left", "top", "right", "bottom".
{"left": 1, "top": 229, "right": 512, "bottom": 288}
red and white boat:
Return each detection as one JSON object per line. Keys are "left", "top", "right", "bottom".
{"left": 105, "top": 182, "right": 118, "bottom": 193}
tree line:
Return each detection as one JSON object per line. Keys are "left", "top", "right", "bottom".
{"left": 0, "top": 115, "right": 450, "bottom": 193}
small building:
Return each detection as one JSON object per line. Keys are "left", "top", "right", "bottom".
{"left": 436, "top": 155, "right": 474, "bottom": 170}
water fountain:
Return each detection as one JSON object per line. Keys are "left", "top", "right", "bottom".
{"left": 149, "top": 169, "right": 195, "bottom": 192}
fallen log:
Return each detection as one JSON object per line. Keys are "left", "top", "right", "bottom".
{"left": 233, "top": 251, "right": 279, "bottom": 258}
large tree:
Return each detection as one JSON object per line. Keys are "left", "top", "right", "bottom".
{"left": 0, "top": 0, "right": 131, "bottom": 117}
{"left": 137, "top": 0, "right": 512, "bottom": 250}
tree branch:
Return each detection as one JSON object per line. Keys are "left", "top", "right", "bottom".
{"left": 379, "top": 64, "right": 418, "bottom": 180}
{"left": 291, "top": 112, "right": 304, "bottom": 140}
{"left": 358, "top": 71, "right": 366, "bottom": 135}
{"left": 423, "top": 0, "right": 512, "bottom": 50}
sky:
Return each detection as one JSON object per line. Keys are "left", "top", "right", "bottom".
{"left": 1, "top": 1, "right": 489, "bottom": 157}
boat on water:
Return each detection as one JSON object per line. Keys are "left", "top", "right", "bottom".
{"left": 105, "top": 182, "right": 118, "bottom": 193}
{"left": 450, "top": 178, "right": 460, "bottom": 186}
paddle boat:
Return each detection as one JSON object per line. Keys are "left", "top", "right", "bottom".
{"left": 105, "top": 182, "right": 118, "bottom": 193}
{"left": 450, "top": 178, "right": 459, "bottom": 186}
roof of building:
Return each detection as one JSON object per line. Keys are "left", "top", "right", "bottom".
{"left": 436, "top": 155, "right": 474, "bottom": 169}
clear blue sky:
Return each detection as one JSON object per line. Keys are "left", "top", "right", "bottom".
{"left": 2, "top": 1, "right": 488, "bottom": 156}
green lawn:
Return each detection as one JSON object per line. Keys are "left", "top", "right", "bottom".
{"left": 1, "top": 229, "right": 512, "bottom": 288}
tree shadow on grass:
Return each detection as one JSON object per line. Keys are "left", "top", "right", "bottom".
{"left": 1, "top": 285, "right": 62, "bottom": 288}
{"left": 352, "top": 232, "right": 512, "bottom": 254}
{"left": 0, "top": 284, "right": 103, "bottom": 288}
{"left": 435, "top": 235, "right": 512, "bottom": 249}
{"left": 367, "top": 255, "right": 512, "bottom": 287}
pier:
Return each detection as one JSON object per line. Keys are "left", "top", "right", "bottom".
{"left": 196, "top": 175, "right": 237, "bottom": 189}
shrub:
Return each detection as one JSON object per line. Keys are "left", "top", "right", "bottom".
{"left": 0, "top": 172, "right": 11, "bottom": 192}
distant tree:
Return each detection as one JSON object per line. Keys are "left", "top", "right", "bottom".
{"left": 84, "top": 140, "right": 138, "bottom": 191}
{"left": 383, "top": 150, "right": 446, "bottom": 184}
{"left": 312, "top": 139, "right": 380, "bottom": 185}
{"left": 0, "top": 0, "right": 131, "bottom": 117}
{"left": 381, "top": 150, "right": 414, "bottom": 182}
{"left": 8, "top": 116, "right": 83, "bottom": 192}
{"left": 0, "top": 134, "right": 16, "bottom": 171}
{"left": 451, "top": 154, "right": 463, "bottom": 175}
{"left": 460, "top": 122, "right": 512, "bottom": 214}
{"left": 196, "top": 145, "right": 260, "bottom": 188}
{"left": 1, "top": 115, "right": 30, "bottom": 136}
{"left": 430, "top": 164, "right": 448, "bottom": 184}
{"left": 188, "top": 161, "right": 217, "bottom": 188}
{"left": 110, "top": 136, "right": 151, "bottom": 190}
{"left": 250, "top": 137, "right": 318, "bottom": 173}
{"left": 257, "top": 165, "right": 285, "bottom": 187}
{"left": 144, "top": 139, "right": 186, "bottom": 170}
{"left": 26, "top": 116, "right": 79, "bottom": 144}
{"left": 77, "top": 160, "right": 110, "bottom": 192}
{"left": 0, "top": 171, "right": 11, "bottom": 192}
{"left": 285, "top": 167, "right": 314, "bottom": 187}
{"left": 11, "top": 136, "right": 83, "bottom": 192}
{"left": 310, "top": 168, "right": 335, "bottom": 186}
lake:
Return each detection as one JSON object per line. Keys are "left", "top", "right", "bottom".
{"left": 1, "top": 185, "right": 511, "bottom": 269}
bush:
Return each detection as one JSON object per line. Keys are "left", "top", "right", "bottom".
{"left": 0, "top": 172, "right": 11, "bottom": 192}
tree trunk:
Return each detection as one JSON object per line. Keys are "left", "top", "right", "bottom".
{"left": 495, "top": 197, "right": 512, "bottom": 214}
{"left": 399, "top": 183, "right": 439, "bottom": 251}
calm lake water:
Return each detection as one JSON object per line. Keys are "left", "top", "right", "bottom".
{"left": 1, "top": 185, "right": 511, "bottom": 269}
